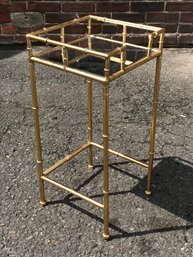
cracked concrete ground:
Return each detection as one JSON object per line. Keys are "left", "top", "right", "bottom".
{"left": 0, "top": 48, "right": 193, "bottom": 257}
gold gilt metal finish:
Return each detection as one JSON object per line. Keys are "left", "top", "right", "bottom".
{"left": 26, "top": 15, "right": 165, "bottom": 239}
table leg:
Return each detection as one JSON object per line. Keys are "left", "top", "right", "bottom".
{"left": 145, "top": 54, "right": 162, "bottom": 196}
{"left": 87, "top": 79, "right": 94, "bottom": 169}
{"left": 29, "top": 61, "right": 46, "bottom": 206}
{"left": 103, "top": 82, "right": 110, "bottom": 240}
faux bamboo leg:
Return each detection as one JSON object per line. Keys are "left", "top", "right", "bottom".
{"left": 87, "top": 79, "right": 93, "bottom": 168}
{"left": 145, "top": 55, "right": 162, "bottom": 196}
{"left": 29, "top": 61, "right": 46, "bottom": 206}
{"left": 103, "top": 82, "right": 110, "bottom": 240}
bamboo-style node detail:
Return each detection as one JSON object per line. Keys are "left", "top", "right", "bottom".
{"left": 27, "top": 15, "right": 164, "bottom": 240}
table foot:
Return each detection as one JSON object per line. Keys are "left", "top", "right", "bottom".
{"left": 145, "top": 190, "right": 152, "bottom": 196}
{"left": 88, "top": 164, "right": 94, "bottom": 169}
{"left": 40, "top": 200, "right": 47, "bottom": 207}
{"left": 103, "top": 233, "right": 110, "bottom": 240}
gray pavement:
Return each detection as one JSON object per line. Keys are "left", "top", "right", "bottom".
{"left": 1, "top": 48, "right": 193, "bottom": 257}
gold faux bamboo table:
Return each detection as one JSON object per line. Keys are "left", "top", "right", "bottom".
{"left": 26, "top": 15, "right": 164, "bottom": 239}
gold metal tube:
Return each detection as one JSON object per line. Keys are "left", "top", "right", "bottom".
{"left": 87, "top": 17, "right": 92, "bottom": 50}
{"left": 109, "top": 57, "right": 133, "bottom": 66}
{"left": 62, "top": 47, "right": 68, "bottom": 68}
{"left": 27, "top": 34, "right": 108, "bottom": 58}
{"left": 108, "top": 45, "right": 126, "bottom": 58}
{"left": 90, "top": 35, "right": 158, "bottom": 51}
{"left": 159, "top": 31, "right": 165, "bottom": 51}
{"left": 61, "top": 27, "right": 65, "bottom": 43}
{"left": 31, "top": 56, "right": 65, "bottom": 69}
{"left": 102, "top": 83, "right": 110, "bottom": 240}
{"left": 66, "top": 66, "right": 105, "bottom": 82}
{"left": 30, "top": 57, "right": 106, "bottom": 83}
{"left": 42, "top": 176, "right": 104, "bottom": 208}
{"left": 147, "top": 33, "right": 153, "bottom": 57}
{"left": 33, "top": 46, "right": 60, "bottom": 58}
{"left": 121, "top": 25, "right": 127, "bottom": 71}
{"left": 104, "top": 57, "right": 110, "bottom": 82}
{"left": 68, "top": 35, "right": 88, "bottom": 45}
{"left": 87, "top": 79, "right": 93, "bottom": 169}
{"left": 91, "top": 142, "right": 148, "bottom": 168}
{"left": 90, "top": 15, "right": 164, "bottom": 33}
{"left": 60, "top": 27, "right": 68, "bottom": 66}
{"left": 145, "top": 54, "right": 163, "bottom": 196}
{"left": 27, "top": 38, "right": 46, "bottom": 206}
{"left": 68, "top": 53, "right": 89, "bottom": 65}
{"left": 43, "top": 143, "right": 90, "bottom": 175}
